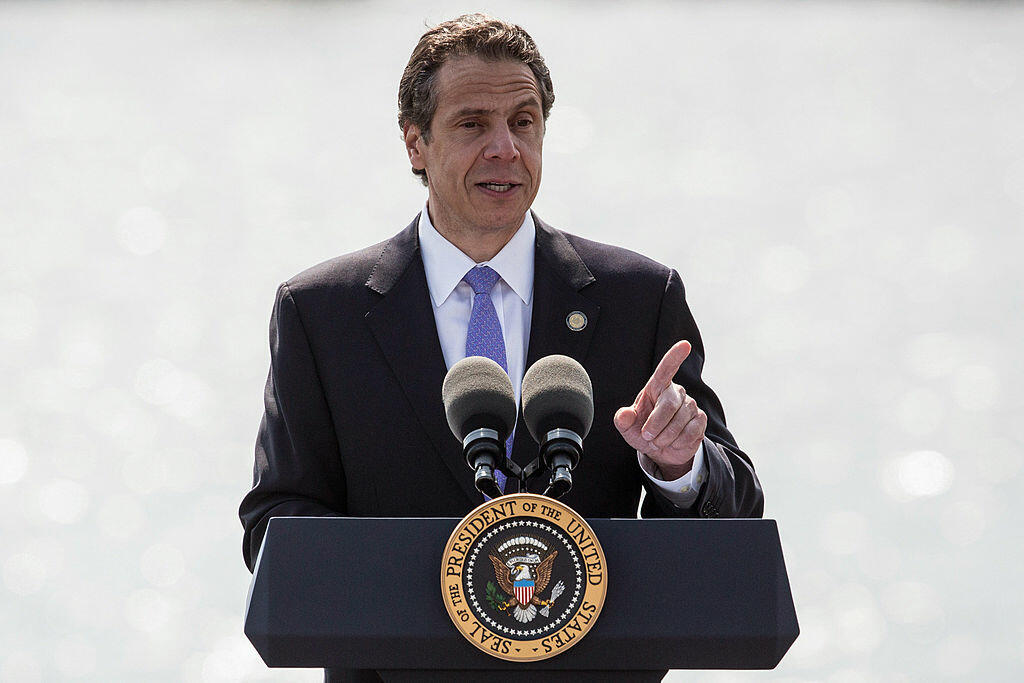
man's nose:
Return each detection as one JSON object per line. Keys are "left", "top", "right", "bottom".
{"left": 483, "top": 124, "right": 519, "bottom": 162}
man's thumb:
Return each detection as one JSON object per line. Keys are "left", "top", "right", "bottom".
{"left": 614, "top": 406, "right": 637, "bottom": 432}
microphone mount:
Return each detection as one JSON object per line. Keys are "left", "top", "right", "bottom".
{"left": 462, "top": 428, "right": 504, "bottom": 499}
{"left": 463, "top": 427, "right": 540, "bottom": 498}
{"left": 461, "top": 427, "right": 584, "bottom": 500}
{"left": 539, "top": 428, "right": 583, "bottom": 499}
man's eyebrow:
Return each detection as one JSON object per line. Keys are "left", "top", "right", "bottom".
{"left": 451, "top": 107, "right": 492, "bottom": 119}
{"left": 510, "top": 97, "right": 542, "bottom": 113}
{"left": 449, "top": 98, "right": 543, "bottom": 121}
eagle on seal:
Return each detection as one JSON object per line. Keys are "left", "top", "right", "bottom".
{"left": 489, "top": 550, "right": 558, "bottom": 623}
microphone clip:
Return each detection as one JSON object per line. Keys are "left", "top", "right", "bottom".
{"left": 462, "top": 427, "right": 505, "bottom": 499}
{"left": 539, "top": 428, "right": 583, "bottom": 499}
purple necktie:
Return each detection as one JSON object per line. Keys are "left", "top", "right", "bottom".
{"left": 463, "top": 265, "right": 512, "bottom": 494}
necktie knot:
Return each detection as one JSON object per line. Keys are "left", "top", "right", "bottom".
{"left": 463, "top": 265, "right": 501, "bottom": 295}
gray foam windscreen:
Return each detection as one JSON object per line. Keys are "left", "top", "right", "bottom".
{"left": 521, "top": 355, "right": 594, "bottom": 442}
{"left": 441, "top": 356, "right": 518, "bottom": 440}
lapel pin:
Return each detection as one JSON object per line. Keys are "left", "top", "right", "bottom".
{"left": 566, "top": 311, "right": 587, "bottom": 332}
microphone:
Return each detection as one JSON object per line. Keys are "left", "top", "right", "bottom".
{"left": 521, "top": 355, "right": 594, "bottom": 499}
{"left": 442, "top": 356, "right": 518, "bottom": 499}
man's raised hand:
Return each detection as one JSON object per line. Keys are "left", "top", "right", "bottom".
{"left": 613, "top": 340, "right": 707, "bottom": 480}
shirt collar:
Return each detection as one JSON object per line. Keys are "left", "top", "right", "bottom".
{"left": 418, "top": 202, "right": 536, "bottom": 307}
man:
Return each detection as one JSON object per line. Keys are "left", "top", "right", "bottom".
{"left": 241, "top": 12, "right": 761, "bottom": 576}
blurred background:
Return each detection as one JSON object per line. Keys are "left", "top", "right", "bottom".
{"left": 1, "top": 1, "right": 1022, "bottom": 680}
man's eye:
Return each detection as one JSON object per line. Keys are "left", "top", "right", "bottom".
{"left": 462, "top": 121, "right": 479, "bottom": 129}
{"left": 516, "top": 119, "right": 533, "bottom": 127}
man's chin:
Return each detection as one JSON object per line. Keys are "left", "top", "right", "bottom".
{"left": 472, "top": 210, "right": 528, "bottom": 235}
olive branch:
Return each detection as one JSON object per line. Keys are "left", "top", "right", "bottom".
{"left": 485, "top": 581, "right": 508, "bottom": 611}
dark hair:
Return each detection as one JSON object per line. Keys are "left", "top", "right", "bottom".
{"left": 398, "top": 13, "right": 555, "bottom": 185}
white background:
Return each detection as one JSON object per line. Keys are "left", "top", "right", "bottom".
{"left": 1, "top": 1, "right": 1022, "bottom": 680}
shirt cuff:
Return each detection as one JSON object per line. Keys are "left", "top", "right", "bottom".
{"left": 637, "top": 442, "right": 706, "bottom": 508}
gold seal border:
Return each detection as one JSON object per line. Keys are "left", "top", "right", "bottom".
{"left": 440, "top": 493, "right": 608, "bottom": 662}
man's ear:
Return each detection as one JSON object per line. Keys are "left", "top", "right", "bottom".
{"left": 403, "top": 122, "right": 427, "bottom": 172}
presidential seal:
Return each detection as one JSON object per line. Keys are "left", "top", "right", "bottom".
{"left": 440, "top": 493, "right": 607, "bottom": 662}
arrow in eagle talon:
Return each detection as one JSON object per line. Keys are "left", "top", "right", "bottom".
{"left": 540, "top": 580, "right": 566, "bottom": 617}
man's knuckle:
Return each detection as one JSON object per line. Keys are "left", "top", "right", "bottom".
{"left": 656, "top": 424, "right": 680, "bottom": 446}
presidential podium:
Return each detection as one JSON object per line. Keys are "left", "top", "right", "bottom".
{"left": 244, "top": 516, "right": 799, "bottom": 681}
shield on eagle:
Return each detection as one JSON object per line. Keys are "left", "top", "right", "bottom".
{"left": 513, "top": 579, "right": 535, "bottom": 605}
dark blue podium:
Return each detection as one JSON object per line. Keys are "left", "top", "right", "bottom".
{"left": 245, "top": 517, "right": 798, "bottom": 681}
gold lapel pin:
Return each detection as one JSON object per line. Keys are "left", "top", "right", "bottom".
{"left": 566, "top": 311, "right": 587, "bottom": 332}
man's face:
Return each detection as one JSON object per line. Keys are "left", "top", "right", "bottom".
{"left": 405, "top": 56, "right": 544, "bottom": 239}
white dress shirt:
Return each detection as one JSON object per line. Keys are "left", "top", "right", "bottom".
{"left": 417, "top": 204, "right": 705, "bottom": 508}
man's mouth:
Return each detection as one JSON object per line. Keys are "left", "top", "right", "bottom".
{"left": 477, "top": 182, "right": 520, "bottom": 194}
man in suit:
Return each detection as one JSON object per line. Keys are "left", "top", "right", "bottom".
{"left": 240, "top": 12, "right": 762, "bottom": 573}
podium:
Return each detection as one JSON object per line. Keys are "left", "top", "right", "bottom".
{"left": 245, "top": 516, "right": 798, "bottom": 681}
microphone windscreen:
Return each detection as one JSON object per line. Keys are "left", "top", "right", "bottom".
{"left": 442, "top": 356, "right": 517, "bottom": 441}
{"left": 521, "top": 355, "right": 594, "bottom": 442}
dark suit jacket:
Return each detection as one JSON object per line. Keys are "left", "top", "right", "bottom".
{"left": 240, "top": 214, "right": 763, "bottom": 571}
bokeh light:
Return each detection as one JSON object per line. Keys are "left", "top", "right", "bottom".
{"left": 882, "top": 450, "right": 956, "bottom": 500}
{"left": 38, "top": 479, "right": 91, "bottom": 525}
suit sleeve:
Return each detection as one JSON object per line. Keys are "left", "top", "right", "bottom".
{"left": 639, "top": 269, "right": 764, "bottom": 519}
{"left": 239, "top": 282, "right": 347, "bottom": 571}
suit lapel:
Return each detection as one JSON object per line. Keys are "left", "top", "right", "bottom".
{"left": 510, "top": 215, "right": 601, "bottom": 475}
{"left": 364, "top": 217, "right": 480, "bottom": 505}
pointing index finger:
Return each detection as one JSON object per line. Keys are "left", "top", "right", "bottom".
{"left": 644, "top": 340, "right": 692, "bottom": 397}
